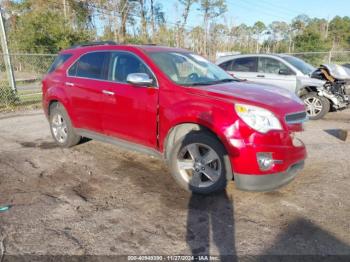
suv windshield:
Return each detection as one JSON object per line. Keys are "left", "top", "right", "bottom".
{"left": 148, "top": 52, "right": 235, "bottom": 86}
{"left": 281, "top": 56, "right": 315, "bottom": 75}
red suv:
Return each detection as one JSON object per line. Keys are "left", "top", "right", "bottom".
{"left": 42, "top": 42, "right": 307, "bottom": 194}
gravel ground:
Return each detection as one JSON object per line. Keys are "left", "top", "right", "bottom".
{"left": 0, "top": 109, "right": 349, "bottom": 261}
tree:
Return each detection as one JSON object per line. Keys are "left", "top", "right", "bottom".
{"left": 269, "top": 21, "right": 290, "bottom": 52}
{"left": 7, "top": 0, "right": 92, "bottom": 52}
{"left": 291, "top": 14, "right": 311, "bottom": 34}
{"left": 178, "top": 0, "right": 197, "bottom": 46}
{"left": 190, "top": 26, "right": 205, "bottom": 54}
{"left": 198, "top": 0, "right": 227, "bottom": 56}
{"left": 252, "top": 21, "right": 266, "bottom": 53}
{"left": 209, "top": 23, "right": 228, "bottom": 55}
{"left": 294, "top": 30, "right": 330, "bottom": 52}
{"left": 138, "top": 0, "right": 148, "bottom": 42}
{"left": 329, "top": 16, "right": 350, "bottom": 49}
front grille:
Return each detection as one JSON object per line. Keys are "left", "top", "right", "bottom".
{"left": 285, "top": 111, "right": 307, "bottom": 124}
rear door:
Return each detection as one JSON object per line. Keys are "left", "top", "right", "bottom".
{"left": 101, "top": 51, "right": 159, "bottom": 148}
{"left": 220, "top": 57, "right": 258, "bottom": 81}
{"left": 256, "top": 57, "right": 297, "bottom": 92}
{"left": 66, "top": 51, "right": 110, "bottom": 133}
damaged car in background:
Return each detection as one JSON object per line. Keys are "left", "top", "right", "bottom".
{"left": 309, "top": 64, "right": 350, "bottom": 118}
{"left": 217, "top": 54, "right": 350, "bottom": 120}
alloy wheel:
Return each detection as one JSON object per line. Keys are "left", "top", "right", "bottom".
{"left": 177, "top": 143, "right": 222, "bottom": 188}
{"left": 304, "top": 97, "right": 323, "bottom": 117}
{"left": 51, "top": 113, "right": 68, "bottom": 143}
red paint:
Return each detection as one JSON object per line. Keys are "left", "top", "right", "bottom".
{"left": 42, "top": 44, "right": 306, "bottom": 177}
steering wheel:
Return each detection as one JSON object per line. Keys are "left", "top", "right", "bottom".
{"left": 186, "top": 73, "right": 200, "bottom": 83}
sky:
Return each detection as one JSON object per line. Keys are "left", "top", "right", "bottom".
{"left": 161, "top": 0, "right": 350, "bottom": 28}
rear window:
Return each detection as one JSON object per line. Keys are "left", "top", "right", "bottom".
{"left": 48, "top": 54, "right": 72, "bottom": 73}
{"left": 68, "top": 52, "right": 109, "bottom": 80}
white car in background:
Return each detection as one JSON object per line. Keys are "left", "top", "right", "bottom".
{"left": 216, "top": 54, "right": 331, "bottom": 119}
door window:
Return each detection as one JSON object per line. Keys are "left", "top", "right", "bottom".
{"left": 108, "top": 52, "right": 155, "bottom": 84}
{"left": 68, "top": 52, "right": 110, "bottom": 80}
{"left": 229, "top": 57, "right": 258, "bottom": 72}
{"left": 258, "top": 57, "right": 295, "bottom": 75}
{"left": 218, "top": 60, "right": 231, "bottom": 70}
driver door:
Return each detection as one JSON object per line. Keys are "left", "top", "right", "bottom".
{"left": 256, "top": 57, "right": 297, "bottom": 92}
{"left": 102, "top": 51, "right": 159, "bottom": 148}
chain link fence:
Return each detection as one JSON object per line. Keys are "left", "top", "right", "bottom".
{"left": 0, "top": 53, "right": 56, "bottom": 111}
{"left": 1, "top": 50, "right": 350, "bottom": 111}
{"left": 284, "top": 51, "right": 350, "bottom": 67}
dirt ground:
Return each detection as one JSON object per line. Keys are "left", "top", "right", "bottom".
{"left": 0, "top": 109, "right": 349, "bottom": 261}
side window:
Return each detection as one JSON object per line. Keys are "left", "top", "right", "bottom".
{"left": 68, "top": 52, "right": 109, "bottom": 80}
{"left": 258, "top": 57, "right": 295, "bottom": 75}
{"left": 218, "top": 60, "right": 231, "bottom": 70}
{"left": 229, "top": 57, "right": 258, "bottom": 72}
{"left": 48, "top": 54, "right": 72, "bottom": 73}
{"left": 109, "top": 52, "right": 154, "bottom": 84}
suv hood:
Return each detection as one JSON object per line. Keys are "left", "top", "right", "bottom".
{"left": 189, "top": 81, "right": 305, "bottom": 115}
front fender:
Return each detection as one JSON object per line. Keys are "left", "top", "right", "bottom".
{"left": 159, "top": 96, "right": 237, "bottom": 156}
{"left": 296, "top": 76, "right": 325, "bottom": 95}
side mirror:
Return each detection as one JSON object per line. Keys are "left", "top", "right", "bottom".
{"left": 279, "top": 68, "right": 291, "bottom": 75}
{"left": 126, "top": 73, "right": 154, "bottom": 87}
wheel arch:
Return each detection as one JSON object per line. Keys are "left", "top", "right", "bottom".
{"left": 163, "top": 122, "right": 234, "bottom": 181}
{"left": 48, "top": 100, "right": 59, "bottom": 116}
{"left": 297, "top": 86, "right": 319, "bottom": 97}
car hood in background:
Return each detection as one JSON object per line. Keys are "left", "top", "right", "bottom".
{"left": 321, "top": 64, "right": 350, "bottom": 81}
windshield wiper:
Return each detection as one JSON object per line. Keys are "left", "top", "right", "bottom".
{"left": 202, "top": 79, "right": 238, "bottom": 85}
{"left": 184, "top": 78, "right": 238, "bottom": 86}
{"left": 189, "top": 82, "right": 216, "bottom": 86}
{"left": 214, "top": 78, "right": 237, "bottom": 83}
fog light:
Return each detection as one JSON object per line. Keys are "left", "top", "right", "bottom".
{"left": 257, "top": 152, "right": 274, "bottom": 171}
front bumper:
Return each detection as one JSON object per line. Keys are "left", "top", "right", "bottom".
{"left": 234, "top": 160, "right": 304, "bottom": 192}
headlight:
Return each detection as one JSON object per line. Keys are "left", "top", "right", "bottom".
{"left": 235, "top": 103, "right": 282, "bottom": 133}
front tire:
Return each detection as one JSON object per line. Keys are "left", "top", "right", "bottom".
{"left": 168, "top": 131, "right": 231, "bottom": 194}
{"left": 49, "top": 103, "right": 81, "bottom": 148}
{"left": 302, "top": 92, "right": 330, "bottom": 120}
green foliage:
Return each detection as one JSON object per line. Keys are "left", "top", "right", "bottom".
{"left": 0, "top": 82, "right": 18, "bottom": 108}
{"left": 6, "top": 0, "right": 93, "bottom": 53}
{"left": 294, "top": 30, "right": 330, "bottom": 52}
{"left": 9, "top": 10, "right": 92, "bottom": 53}
{"left": 3, "top": 0, "right": 350, "bottom": 59}
{"left": 67, "top": 0, "right": 93, "bottom": 30}
{"left": 253, "top": 21, "right": 266, "bottom": 35}
{"left": 199, "top": 0, "right": 227, "bottom": 19}
{"left": 329, "top": 16, "right": 350, "bottom": 48}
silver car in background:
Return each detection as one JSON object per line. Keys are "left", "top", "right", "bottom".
{"left": 216, "top": 54, "right": 330, "bottom": 119}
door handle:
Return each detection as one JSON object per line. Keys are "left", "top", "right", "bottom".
{"left": 65, "top": 82, "right": 75, "bottom": 86}
{"left": 257, "top": 75, "right": 265, "bottom": 78}
{"left": 102, "top": 90, "right": 115, "bottom": 96}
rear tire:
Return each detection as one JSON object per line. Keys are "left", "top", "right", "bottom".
{"left": 168, "top": 131, "right": 231, "bottom": 194}
{"left": 302, "top": 92, "right": 330, "bottom": 120}
{"left": 49, "top": 103, "right": 81, "bottom": 148}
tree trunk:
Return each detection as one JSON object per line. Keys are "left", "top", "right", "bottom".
{"left": 139, "top": 0, "right": 148, "bottom": 42}
{"left": 150, "top": 0, "right": 155, "bottom": 38}
{"left": 120, "top": 1, "right": 129, "bottom": 43}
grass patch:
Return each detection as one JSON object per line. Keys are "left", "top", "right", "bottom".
{"left": 0, "top": 82, "right": 42, "bottom": 112}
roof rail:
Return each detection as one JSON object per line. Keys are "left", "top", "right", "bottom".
{"left": 70, "top": 41, "right": 117, "bottom": 49}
